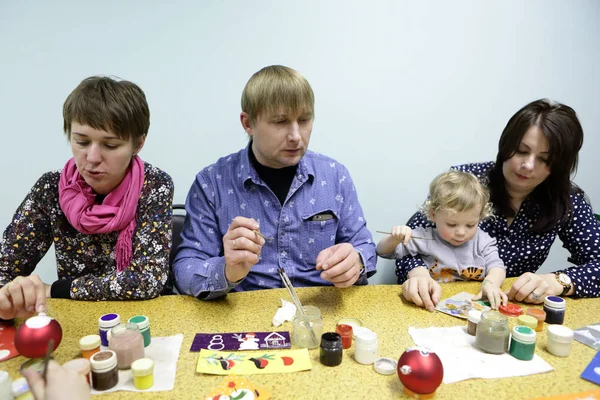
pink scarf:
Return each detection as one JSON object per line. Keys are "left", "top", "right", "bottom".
{"left": 58, "top": 156, "right": 145, "bottom": 273}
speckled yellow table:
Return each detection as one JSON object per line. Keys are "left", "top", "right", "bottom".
{"left": 2, "top": 278, "right": 599, "bottom": 399}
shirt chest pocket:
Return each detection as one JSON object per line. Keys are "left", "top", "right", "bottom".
{"left": 299, "top": 209, "right": 339, "bottom": 266}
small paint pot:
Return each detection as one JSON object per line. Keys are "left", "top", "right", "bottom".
{"left": 128, "top": 316, "right": 151, "bottom": 348}
{"left": 0, "top": 371, "right": 12, "bottom": 399}
{"left": 543, "top": 296, "right": 566, "bottom": 325}
{"left": 320, "top": 332, "right": 343, "bottom": 367}
{"left": 79, "top": 334, "right": 101, "bottom": 360}
{"left": 525, "top": 308, "right": 546, "bottom": 332}
{"left": 337, "top": 317, "right": 362, "bottom": 331}
{"left": 131, "top": 358, "right": 154, "bottom": 390}
{"left": 499, "top": 303, "right": 524, "bottom": 317}
{"left": 547, "top": 325, "right": 574, "bottom": 357}
{"left": 90, "top": 350, "right": 119, "bottom": 391}
{"left": 467, "top": 310, "right": 482, "bottom": 336}
{"left": 509, "top": 326, "right": 536, "bottom": 361}
{"left": 63, "top": 358, "right": 91, "bottom": 386}
{"left": 98, "top": 314, "right": 120, "bottom": 347}
{"left": 355, "top": 329, "right": 378, "bottom": 365}
{"left": 517, "top": 315, "right": 538, "bottom": 331}
{"left": 335, "top": 324, "right": 353, "bottom": 349}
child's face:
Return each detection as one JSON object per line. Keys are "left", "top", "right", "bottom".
{"left": 430, "top": 207, "right": 481, "bottom": 247}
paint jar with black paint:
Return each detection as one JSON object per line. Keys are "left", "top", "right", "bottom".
{"left": 320, "top": 332, "right": 343, "bottom": 367}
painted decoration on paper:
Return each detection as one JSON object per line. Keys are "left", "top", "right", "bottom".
{"left": 0, "top": 320, "right": 19, "bottom": 362}
{"left": 191, "top": 332, "right": 291, "bottom": 352}
{"left": 435, "top": 292, "right": 491, "bottom": 319}
{"left": 205, "top": 374, "right": 272, "bottom": 400}
{"left": 196, "top": 349, "right": 311, "bottom": 375}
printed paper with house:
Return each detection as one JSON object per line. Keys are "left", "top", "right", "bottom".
{"left": 190, "top": 331, "right": 291, "bottom": 352}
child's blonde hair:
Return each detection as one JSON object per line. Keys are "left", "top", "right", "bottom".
{"left": 421, "top": 170, "right": 493, "bottom": 220}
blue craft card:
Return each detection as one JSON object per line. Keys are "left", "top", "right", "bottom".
{"left": 581, "top": 350, "right": 600, "bottom": 385}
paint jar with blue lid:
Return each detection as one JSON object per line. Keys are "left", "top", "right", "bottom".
{"left": 509, "top": 326, "right": 536, "bottom": 361}
{"left": 543, "top": 296, "right": 565, "bottom": 325}
{"left": 128, "top": 315, "right": 151, "bottom": 347}
{"left": 98, "top": 313, "right": 120, "bottom": 346}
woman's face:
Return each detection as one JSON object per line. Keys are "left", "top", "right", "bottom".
{"left": 70, "top": 122, "right": 144, "bottom": 195}
{"left": 502, "top": 125, "right": 551, "bottom": 197}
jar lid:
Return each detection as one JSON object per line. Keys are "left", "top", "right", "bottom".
{"left": 63, "top": 358, "right": 91, "bottom": 375}
{"left": 374, "top": 357, "right": 397, "bottom": 375}
{"left": 355, "top": 329, "right": 377, "bottom": 346}
{"left": 337, "top": 317, "right": 362, "bottom": 331}
{"left": 98, "top": 313, "right": 120, "bottom": 328}
{"left": 467, "top": 309, "right": 482, "bottom": 324}
{"left": 110, "top": 322, "right": 140, "bottom": 337}
{"left": 517, "top": 315, "right": 538, "bottom": 329}
{"left": 544, "top": 296, "right": 566, "bottom": 309}
{"left": 512, "top": 326, "right": 536, "bottom": 342}
{"left": 128, "top": 315, "right": 149, "bottom": 330}
{"left": 482, "top": 310, "right": 508, "bottom": 322}
{"left": 499, "top": 303, "right": 524, "bottom": 317}
{"left": 90, "top": 350, "right": 117, "bottom": 371}
{"left": 352, "top": 326, "right": 373, "bottom": 340}
{"left": 525, "top": 308, "right": 546, "bottom": 321}
{"left": 131, "top": 358, "right": 154, "bottom": 376}
{"left": 79, "top": 334, "right": 101, "bottom": 350}
{"left": 547, "top": 325, "right": 574, "bottom": 342}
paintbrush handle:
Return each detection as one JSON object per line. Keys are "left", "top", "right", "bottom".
{"left": 375, "top": 230, "right": 433, "bottom": 240}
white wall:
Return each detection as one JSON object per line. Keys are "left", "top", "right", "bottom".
{"left": 1, "top": 0, "right": 598, "bottom": 285}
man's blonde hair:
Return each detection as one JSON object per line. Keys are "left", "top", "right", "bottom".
{"left": 241, "top": 65, "right": 314, "bottom": 124}
{"left": 422, "top": 170, "right": 493, "bottom": 219}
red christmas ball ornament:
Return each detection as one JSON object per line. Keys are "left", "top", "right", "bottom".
{"left": 14, "top": 314, "right": 62, "bottom": 359}
{"left": 397, "top": 346, "right": 444, "bottom": 399}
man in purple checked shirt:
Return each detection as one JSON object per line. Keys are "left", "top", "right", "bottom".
{"left": 173, "top": 65, "right": 376, "bottom": 300}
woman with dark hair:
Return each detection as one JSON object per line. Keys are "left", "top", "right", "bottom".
{"left": 397, "top": 99, "right": 599, "bottom": 311}
{"left": 0, "top": 76, "right": 174, "bottom": 320}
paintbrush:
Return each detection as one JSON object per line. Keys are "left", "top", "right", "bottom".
{"left": 375, "top": 230, "right": 435, "bottom": 240}
{"left": 41, "top": 339, "right": 54, "bottom": 383}
{"left": 277, "top": 267, "right": 319, "bottom": 348}
{"left": 253, "top": 230, "right": 274, "bottom": 242}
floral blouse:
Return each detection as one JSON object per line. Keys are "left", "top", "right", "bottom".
{"left": 396, "top": 162, "right": 600, "bottom": 298}
{"left": 0, "top": 162, "right": 174, "bottom": 300}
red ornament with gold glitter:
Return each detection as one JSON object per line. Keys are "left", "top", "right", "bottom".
{"left": 14, "top": 313, "right": 62, "bottom": 359}
{"left": 397, "top": 346, "right": 444, "bottom": 399}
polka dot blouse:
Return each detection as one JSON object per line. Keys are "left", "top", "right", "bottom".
{"left": 0, "top": 162, "right": 174, "bottom": 300}
{"left": 396, "top": 162, "right": 600, "bottom": 298}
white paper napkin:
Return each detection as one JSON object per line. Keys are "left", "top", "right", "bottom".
{"left": 91, "top": 334, "right": 183, "bottom": 394}
{"left": 272, "top": 299, "right": 297, "bottom": 327}
{"left": 408, "top": 326, "right": 553, "bottom": 383}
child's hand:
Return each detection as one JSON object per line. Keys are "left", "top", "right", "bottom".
{"left": 473, "top": 280, "right": 508, "bottom": 310}
{"left": 391, "top": 225, "right": 412, "bottom": 245}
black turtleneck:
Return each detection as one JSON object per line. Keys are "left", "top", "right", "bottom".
{"left": 249, "top": 144, "right": 297, "bottom": 205}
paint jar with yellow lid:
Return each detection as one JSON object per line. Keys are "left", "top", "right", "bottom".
{"left": 517, "top": 315, "right": 538, "bottom": 331}
{"left": 131, "top": 358, "right": 154, "bottom": 390}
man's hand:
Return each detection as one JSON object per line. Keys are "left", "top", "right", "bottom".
{"left": 22, "top": 360, "right": 91, "bottom": 400}
{"left": 401, "top": 267, "right": 442, "bottom": 312}
{"left": 223, "top": 217, "right": 265, "bottom": 283}
{"left": 316, "top": 243, "right": 362, "bottom": 288}
{"left": 0, "top": 274, "right": 47, "bottom": 320}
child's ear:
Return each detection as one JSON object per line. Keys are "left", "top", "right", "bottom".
{"left": 428, "top": 209, "right": 436, "bottom": 221}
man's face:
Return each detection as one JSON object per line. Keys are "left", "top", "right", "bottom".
{"left": 243, "top": 108, "right": 313, "bottom": 169}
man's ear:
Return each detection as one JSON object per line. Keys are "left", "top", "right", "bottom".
{"left": 240, "top": 112, "right": 253, "bottom": 136}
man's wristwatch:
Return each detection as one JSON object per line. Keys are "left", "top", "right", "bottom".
{"left": 554, "top": 272, "right": 573, "bottom": 296}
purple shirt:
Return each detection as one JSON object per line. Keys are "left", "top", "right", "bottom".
{"left": 174, "top": 145, "right": 376, "bottom": 299}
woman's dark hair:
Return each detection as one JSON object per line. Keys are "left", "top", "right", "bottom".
{"left": 488, "top": 99, "right": 584, "bottom": 232}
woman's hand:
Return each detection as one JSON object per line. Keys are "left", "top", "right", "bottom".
{"left": 0, "top": 275, "right": 48, "bottom": 320}
{"left": 401, "top": 267, "right": 442, "bottom": 312}
{"left": 22, "top": 360, "right": 91, "bottom": 400}
{"left": 506, "top": 272, "right": 563, "bottom": 304}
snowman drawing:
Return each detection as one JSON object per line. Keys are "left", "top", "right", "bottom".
{"left": 236, "top": 332, "right": 260, "bottom": 350}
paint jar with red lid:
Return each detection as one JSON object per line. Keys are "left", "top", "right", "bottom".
{"left": 499, "top": 303, "right": 524, "bottom": 317}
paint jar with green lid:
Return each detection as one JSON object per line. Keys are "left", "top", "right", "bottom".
{"left": 131, "top": 358, "right": 154, "bottom": 390}
{"left": 475, "top": 310, "right": 509, "bottom": 354}
{"left": 517, "top": 315, "right": 538, "bottom": 331}
{"left": 128, "top": 315, "right": 151, "bottom": 347}
{"left": 509, "top": 326, "right": 536, "bottom": 361}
